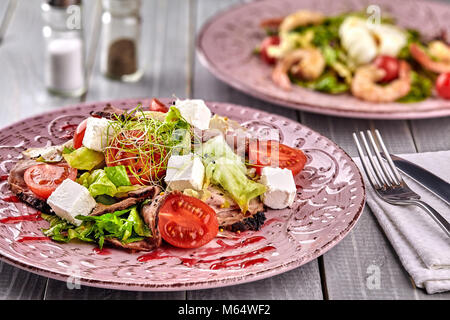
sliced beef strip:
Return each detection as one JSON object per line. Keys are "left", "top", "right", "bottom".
{"left": 8, "top": 160, "right": 54, "bottom": 214}
{"left": 203, "top": 186, "right": 264, "bottom": 216}
{"left": 90, "top": 104, "right": 126, "bottom": 120}
{"left": 203, "top": 186, "right": 266, "bottom": 232}
{"left": 139, "top": 193, "right": 167, "bottom": 248}
{"left": 90, "top": 185, "right": 161, "bottom": 216}
{"left": 105, "top": 238, "right": 157, "bottom": 252}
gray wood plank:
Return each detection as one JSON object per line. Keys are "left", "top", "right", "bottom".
{"left": 189, "top": 260, "right": 322, "bottom": 300}
{"left": 0, "top": 0, "right": 17, "bottom": 44}
{"left": 44, "top": 281, "right": 185, "bottom": 300}
{"left": 0, "top": 262, "right": 46, "bottom": 299}
{"left": 301, "top": 112, "right": 450, "bottom": 299}
{"left": 44, "top": 0, "right": 191, "bottom": 299}
{"left": 410, "top": 118, "right": 450, "bottom": 152}
{"left": 187, "top": 0, "right": 323, "bottom": 300}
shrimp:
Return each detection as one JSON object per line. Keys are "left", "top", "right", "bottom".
{"left": 279, "top": 10, "right": 325, "bottom": 33}
{"left": 351, "top": 60, "right": 411, "bottom": 102}
{"left": 410, "top": 42, "right": 450, "bottom": 73}
{"left": 272, "top": 48, "right": 325, "bottom": 90}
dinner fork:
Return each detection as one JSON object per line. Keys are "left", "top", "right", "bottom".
{"left": 353, "top": 129, "right": 450, "bottom": 237}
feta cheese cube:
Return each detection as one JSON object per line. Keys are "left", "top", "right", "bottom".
{"left": 260, "top": 167, "right": 296, "bottom": 209}
{"left": 165, "top": 154, "right": 205, "bottom": 191}
{"left": 174, "top": 99, "right": 212, "bottom": 130}
{"left": 47, "top": 179, "right": 97, "bottom": 226}
{"left": 82, "top": 117, "right": 112, "bottom": 152}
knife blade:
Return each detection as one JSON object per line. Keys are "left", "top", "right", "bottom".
{"left": 383, "top": 153, "right": 450, "bottom": 206}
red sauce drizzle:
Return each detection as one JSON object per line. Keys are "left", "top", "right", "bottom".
{"left": 60, "top": 123, "right": 78, "bottom": 140}
{"left": 17, "top": 236, "right": 51, "bottom": 243}
{"left": 2, "top": 196, "right": 20, "bottom": 203}
{"left": 137, "top": 236, "right": 275, "bottom": 270}
{"left": 60, "top": 124, "right": 78, "bottom": 132}
{"left": 0, "top": 175, "right": 8, "bottom": 182}
{"left": 92, "top": 247, "right": 111, "bottom": 255}
{"left": 0, "top": 213, "right": 42, "bottom": 224}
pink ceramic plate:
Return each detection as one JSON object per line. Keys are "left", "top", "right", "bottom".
{"left": 0, "top": 99, "right": 365, "bottom": 291}
{"left": 196, "top": 0, "right": 450, "bottom": 119}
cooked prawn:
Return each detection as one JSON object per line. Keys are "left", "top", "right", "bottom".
{"left": 272, "top": 48, "right": 325, "bottom": 90}
{"left": 410, "top": 42, "right": 450, "bottom": 73}
{"left": 351, "top": 60, "right": 411, "bottom": 102}
{"left": 279, "top": 10, "right": 325, "bottom": 33}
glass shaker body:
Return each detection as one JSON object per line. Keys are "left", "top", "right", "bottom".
{"left": 41, "top": 1, "right": 86, "bottom": 97}
{"left": 101, "top": 0, "right": 143, "bottom": 82}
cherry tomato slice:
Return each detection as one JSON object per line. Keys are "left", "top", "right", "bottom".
{"left": 260, "top": 36, "right": 280, "bottom": 65}
{"left": 436, "top": 72, "right": 450, "bottom": 99}
{"left": 374, "top": 55, "right": 400, "bottom": 83}
{"left": 248, "top": 140, "right": 307, "bottom": 176}
{"left": 73, "top": 118, "right": 88, "bottom": 149}
{"left": 24, "top": 163, "right": 77, "bottom": 199}
{"left": 149, "top": 98, "right": 169, "bottom": 113}
{"left": 105, "top": 130, "right": 167, "bottom": 185}
{"left": 158, "top": 193, "right": 219, "bottom": 249}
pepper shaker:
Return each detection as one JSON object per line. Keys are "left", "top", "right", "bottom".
{"left": 100, "top": 0, "right": 143, "bottom": 82}
{"left": 41, "top": 0, "right": 86, "bottom": 97}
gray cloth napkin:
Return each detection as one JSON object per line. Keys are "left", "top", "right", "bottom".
{"left": 354, "top": 150, "right": 450, "bottom": 294}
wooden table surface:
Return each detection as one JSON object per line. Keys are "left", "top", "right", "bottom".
{"left": 0, "top": 0, "right": 449, "bottom": 300}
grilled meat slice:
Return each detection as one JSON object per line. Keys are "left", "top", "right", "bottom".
{"left": 8, "top": 160, "right": 54, "bottom": 214}
{"left": 105, "top": 238, "right": 157, "bottom": 252}
{"left": 90, "top": 104, "right": 125, "bottom": 120}
{"left": 202, "top": 186, "right": 266, "bottom": 232}
{"left": 139, "top": 193, "right": 167, "bottom": 248}
{"left": 90, "top": 186, "right": 161, "bottom": 216}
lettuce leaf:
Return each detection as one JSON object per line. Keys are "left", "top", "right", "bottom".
{"left": 78, "top": 170, "right": 117, "bottom": 198}
{"left": 62, "top": 147, "right": 104, "bottom": 171}
{"left": 202, "top": 135, "right": 266, "bottom": 213}
{"left": 104, "top": 165, "right": 131, "bottom": 187}
{"left": 205, "top": 158, "right": 266, "bottom": 213}
{"left": 202, "top": 135, "right": 246, "bottom": 173}
{"left": 77, "top": 168, "right": 141, "bottom": 198}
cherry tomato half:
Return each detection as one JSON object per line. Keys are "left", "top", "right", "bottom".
{"left": 260, "top": 36, "right": 280, "bottom": 65}
{"left": 436, "top": 72, "right": 450, "bottom": 99}
{"left": 24, "top": 163, "right": 77, "bottom": 199}
{"left": 374, "top": 55, "right": 400, "bottom": 83}
{"left": 73, "top": 118, "right": 88, "bottom": 149}
{"left": 105, "top": 130, "right": 167, "bottom": 185}
{"left": 149, "top": 98, "right": 169, "bottom": 113}
{"left": 248, "top": 140, "right": 307, "bottom": 176}
{"left": 158, "top": 193, "right": 218, "bottom": 249}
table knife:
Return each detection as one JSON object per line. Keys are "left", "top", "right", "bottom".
{"left": 383, "top": 153, "right": 450, "bottom": 206}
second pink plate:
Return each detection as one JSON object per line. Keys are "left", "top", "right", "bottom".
{"left": 196, "top": 0, "right": 450, "bottom": 119}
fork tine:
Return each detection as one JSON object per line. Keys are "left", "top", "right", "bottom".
{"left": 353, "top": 132, "right": 382, "bottom": 189}
{"left": 366, "top": 130, "right": 398, "bottom": 186}
{"left": 359, "top": 131, "right": 388, "bottom": 187}
{"left": 374, "top": 129, "right": 403, "bottom": 185}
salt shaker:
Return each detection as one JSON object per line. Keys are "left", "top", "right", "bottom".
{"left": 42, "top": 0, "right": 86, "bottom": 97}
{"left": 100, "top": 0, "right": 143, "bottom": 82}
